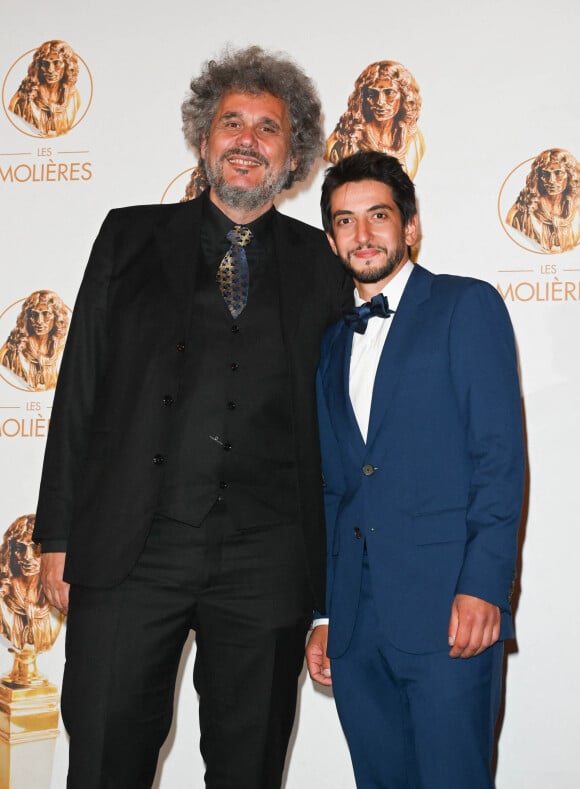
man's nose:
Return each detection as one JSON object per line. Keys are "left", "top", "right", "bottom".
{"left": 355, "top": 220, "right": 371, "bottom": 245}
{"left": 23, "top": 543, "right": 36, "bottom": 559}
{"left": 235, "top": 124, "right": 258, "bottom": 147}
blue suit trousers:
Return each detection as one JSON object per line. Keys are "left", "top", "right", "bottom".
{"left": 331, "top": 555, "right": 504, "bottom": 789}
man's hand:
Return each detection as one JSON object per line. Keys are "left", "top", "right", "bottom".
{"left": 40, "top": 552, "right": 70, "bottom": 615}
{"left": 448, "top": 593, "right": 500, "bottom": 658}
{"left": 306, "top": 624, "right": 332, "bottom": 686}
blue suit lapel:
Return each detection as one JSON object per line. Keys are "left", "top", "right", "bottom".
{"left": 366, "top": 264, "right": 433, "bottom": 451}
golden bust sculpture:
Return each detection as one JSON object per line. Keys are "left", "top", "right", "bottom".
{"left": 9, "top": 40, "right": 81, "bottom": 137}
{"left": 325, "top": 60, "right": 425, "bottom": 180}
{"left": 0, "top": 515, "right": 63, "bottom": 655}
{"left": 506, "top": 148, "right": 580, "bottom": 253}
{"left": 0, "top": 290, "right": 69, "bottom": 391}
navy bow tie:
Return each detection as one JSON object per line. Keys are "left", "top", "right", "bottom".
{"left": 343, "top": 293, "right": 395, "bottom": 334}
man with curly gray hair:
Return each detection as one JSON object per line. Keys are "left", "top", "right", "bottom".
{"left": 34, "top": 45, "right": 350, "bottom": 788}
{"left": 182, "top": 45, "right": 324, "bottom": 197}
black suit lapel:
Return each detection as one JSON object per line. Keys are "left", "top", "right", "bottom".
{"left": 272, "top": 212, "right": 316, "bottom": 342}
{"left": 153, "top": 197, "right": 203, "bottom": 342}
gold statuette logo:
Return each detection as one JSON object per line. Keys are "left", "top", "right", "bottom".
{"left": 325, "top": 60, "right": 425, "bottom": 180}
{"left": 0, "top": 290, "right": 70, "bottom": 392}
{"left": 2, "top": 39, "right": 93, "bottom": 138}
{"left": 0, "top": 515, "right": 64, "bottom": 685}
{"left": 500, "top": 149, "right": 580, "bottom": 254}
{"left": 0, "top": 516, "right": 63, "bottom": 788}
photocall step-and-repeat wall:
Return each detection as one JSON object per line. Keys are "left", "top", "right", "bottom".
{"left": 1, "top": 0, "right": 578, "bottom": 786}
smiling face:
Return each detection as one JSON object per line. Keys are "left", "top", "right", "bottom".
{"left": 327, "top": 179, "right": 417, "bottom": 297}
{"left": 201, "top": 91, "right": 297, "bottom": 220}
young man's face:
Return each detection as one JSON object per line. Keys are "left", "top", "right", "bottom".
{"left": 327, "top": 179, "right": 417, "bottom": 287}
{"left": 201, "top": 91, "right": 297, "bottom": 212}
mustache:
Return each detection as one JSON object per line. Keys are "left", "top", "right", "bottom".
{"left": 350, "top": 244, "right": 388, "bottom": 254}
{"left": 220, "top": 147, "right": 269, "bottom": 167}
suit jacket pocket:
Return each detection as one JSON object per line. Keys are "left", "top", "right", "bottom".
{"left": 413, "top": 507, "right": 466, "bottom": 545}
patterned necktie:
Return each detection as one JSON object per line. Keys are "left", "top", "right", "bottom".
{"left": 216, "top": 225, "right": 253, "bottom": 319}
{"left": 342, "top": 293, "right": 395, "bottom": 334}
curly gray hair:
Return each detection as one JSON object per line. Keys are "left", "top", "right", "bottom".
{"left": 181, "top": 46, "right": 323, "bottom": 188}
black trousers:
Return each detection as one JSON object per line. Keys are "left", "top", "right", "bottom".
{"left": 62, "top": 505, "right": 311, "bottom": 788}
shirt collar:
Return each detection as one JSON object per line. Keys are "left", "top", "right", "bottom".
{"left": 203, "top": 190, "right": 276, "bottom": 242}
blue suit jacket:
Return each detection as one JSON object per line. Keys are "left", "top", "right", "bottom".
{"left": 317, "top": 264, "right": 525, "bottom": 657}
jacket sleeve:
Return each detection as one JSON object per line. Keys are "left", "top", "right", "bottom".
{"left": 33, "top": 211, "right": 116, "bottom": 550}
{"left": 450, "top": 280, "right": 525, "bottom": 612}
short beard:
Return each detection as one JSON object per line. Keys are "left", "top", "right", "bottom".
{"left": 340, "top": 241, "right": 407, "bottom": 283}
{"left": 202, "top": 148, "right": 292, "bottom": 213}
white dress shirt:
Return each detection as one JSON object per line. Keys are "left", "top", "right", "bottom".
{"left": 349, "top": 260, "right": 414, "bottom": 442}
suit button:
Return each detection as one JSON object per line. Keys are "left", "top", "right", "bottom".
{"left": 152, "top": 454, "right": 166, "bottom": 465}
{"left": 362, "top": 464, "right": 375, "bottom": 476}
{"left": 231, "top": 324, "right": 240, "bottom": 334}
{"left": 230, "top": 362, "right": 239, "bottom": 371}
{"left": 223, "top": 441, "right": 232, "bottom": 451}
{"left": 226, "top": 401, "right": 236, "bottom": 410}
{"left": 176, "top": 343, "right": 185, "bottom": 353}
{"left": 163, "top": 395, "right": 174, "bottom": 406}
{"left": 354, "top": 527, "right": 362, "bottom": 539}
{"left": 219, "top": 481, "right": 228, "bottom": 489}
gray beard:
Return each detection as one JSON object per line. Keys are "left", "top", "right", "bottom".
{"left": 202, "top": 150, "right": 291, "bottom": 213}
{"left": 341, "top": 241, "right": 407, "bottom": 283}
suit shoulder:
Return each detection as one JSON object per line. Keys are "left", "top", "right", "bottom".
{"left": 426, "top": 271, "right": 513, "bottom": 333}
{"left": 275, "top": 211, "right": 329, "bottom": 247}
{"left": 94, "top": 199, "right": 200, "bottom": 254}
{"left": 430, "top": 271, "right": 504, "bottom": 304}
{"left": 104, "top": 199, "right": 195, "bottom": 227}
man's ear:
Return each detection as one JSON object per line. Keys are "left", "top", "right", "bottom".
{"left": 200, "top": 137, "right": 207, "bottom": 159}
{"left": 325, "top": 232, "right": 338, "bottom": 256}
{"left": 404, "top": 214, "right": 419, "bottom": 247}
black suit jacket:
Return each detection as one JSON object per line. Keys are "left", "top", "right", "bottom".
{"left": 33, "top": 195, "right": 349, "bottom": 611}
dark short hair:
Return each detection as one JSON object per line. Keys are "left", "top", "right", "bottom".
{"left": 321, "top": 151, "right": 417, "bottom": 235}
{"left": 181, "top": 45, "right": 324, "bottom": 189}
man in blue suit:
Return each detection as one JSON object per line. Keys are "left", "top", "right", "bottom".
{"left": 306, "top": 151, "right": 525, "bottom": 788}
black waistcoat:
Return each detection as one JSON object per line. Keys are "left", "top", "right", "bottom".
{"left": 156, "top": 225, "right": 298, "bottom": 529}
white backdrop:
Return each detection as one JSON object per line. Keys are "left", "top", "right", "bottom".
{"left": 1, "top": 0, "right": 579, "bottom": 786}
